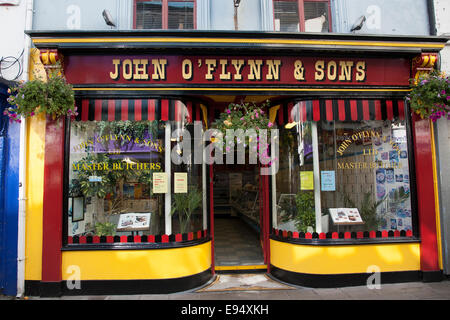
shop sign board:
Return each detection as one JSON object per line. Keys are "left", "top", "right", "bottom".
{"left": 64, "top": 54, "right": 410, "bottom": 87}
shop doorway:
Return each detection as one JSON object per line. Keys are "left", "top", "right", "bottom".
{"left": 212, "top": 163, "right": 269, "bottom": 272}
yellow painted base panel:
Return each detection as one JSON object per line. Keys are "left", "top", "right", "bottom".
{"left": 61, "top": 241, "right": 211, "bottom": 281}
{"left": 270, "top": 240, "right": 420, "bottom": 275}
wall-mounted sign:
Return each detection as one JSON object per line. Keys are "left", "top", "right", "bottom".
{"left": 65, "top": 55, "right": 410, "bottom": 87}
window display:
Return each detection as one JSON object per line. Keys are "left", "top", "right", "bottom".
{"left": 273, "top": 99, "right": 414, "bottom": 238}
{"left": 66, "top": 99, "right": 206, "bottom": 244}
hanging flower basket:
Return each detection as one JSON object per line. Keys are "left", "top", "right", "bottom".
{"left": 4, "top": 75, "right": 77, "bottom": 123}
{"left": 212, "top": 100, "right": 275, "bottom": 163}
{"left": 407, "top": 71, "right": 450, "bottom": 122}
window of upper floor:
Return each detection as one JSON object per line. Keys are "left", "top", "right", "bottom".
{"left": 134, "top": 0, "right": 196, "bottom": 30}
{"left": 273, "top": 0, "right": 331, "bottom": 32}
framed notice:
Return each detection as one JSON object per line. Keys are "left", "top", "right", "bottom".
{"left": 117, "top": 213, "right": 151, "bottom": 231}
{"left": 153, "top": 172, "right": 168, "bottom": 193}
{"left": 174, "top": 172, "right": 188, "bottom": 193}
{"left": 329, "top": 208, "right": 364, "bottom": 225}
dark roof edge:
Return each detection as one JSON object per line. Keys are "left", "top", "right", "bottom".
{"left": 24, "top": 29, "right": 449, "bottom": 43}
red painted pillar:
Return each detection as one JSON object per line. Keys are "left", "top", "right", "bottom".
{"left": 412, "top": 114, "right": 441, "bottom": 281}
{"left": 41, "top": 116, "right": 65, "bottom": 296}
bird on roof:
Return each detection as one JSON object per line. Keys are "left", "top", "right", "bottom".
{"left": 350, "top": 15, "right": 366, "bottom": 32}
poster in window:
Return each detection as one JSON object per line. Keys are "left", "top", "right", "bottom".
{"left": 153, "top": 172, "right": 168, "bottom": 193}
{"left": 174, "top": 172, "right": 188, "bottom": 193}
{"left": 320, "top": 171, "right": 335, "bottom": 191}
{"left": 72, "top": 197, "right": 85, "bottom": 222}
{"left": 300, "top": 171, "right": 314, "bottom": 190}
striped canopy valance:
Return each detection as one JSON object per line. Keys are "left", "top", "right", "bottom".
{"left": 75, "top": 98, "right": 202, "bottom": 123}
{"left": 277, "top": 99, "right": 406, "bottom": 125}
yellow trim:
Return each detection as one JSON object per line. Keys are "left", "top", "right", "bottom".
{"left": 215, "top": 265, "right": 267, "bottom": 271}
{"left": 73, "top": 87, "right": 411, "bottom": 92}
{"left": 200, "top": 104, "right": 208, "bottom": 129}
{"left": 430, "top": 121, "right": 444, "bottom": 270}
{"left": 269, "top": 105, "right": 280, "bottom": 124}
{"left": 31, "top": 37, "right": 446, "bottom": 49}
{"left": 61, "top": 241, "right": 211, "bottom": 280}
{"left": 270, "top": 239, "right": 420, "bottom": 274}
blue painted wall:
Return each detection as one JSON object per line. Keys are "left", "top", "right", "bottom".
{"left": 0, "top": 81, "right": 19, "bottom": 296}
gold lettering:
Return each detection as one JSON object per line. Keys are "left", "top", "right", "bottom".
{"left": 182, "top": 59, "right": 193, "bottom": 80}
{"left": 338, "top": 61, "right": 354, "bottom": 81}
{"left": 133, "top": 59, "right": 149, "bottom": 80}
{"left": 266, "top": 60, "right": 281, "bottom": 81}
{"left": 122, "top": 59, "right": 133, "bottom": 80}
{"left": 356, "top": 61, "right": 366, "bottom": 82}
{"left": 205, "top": 59, "right": 217, "bottom": 80}
{"left": 294, "top": 60, "right": 305, "bottom": 81}
{"left": 110, "top": 59, "right": 121, "bottom": 80}
{"left": 231, "top": 59, "right": 245, "bottom": 80}
{"left": 248, "top": 59, "right": 263, "bottom": 81}
{"left": 151, "top": 59, "right": 167, "bottom": 80}
{"left": 315, "top": 60, "right": 325, "bottom": 80}
{"left": 219, "top": 59, "right": 231, "bottom": 80}
{"left": 327, "top": 61, "right": 337, "bottom": 81}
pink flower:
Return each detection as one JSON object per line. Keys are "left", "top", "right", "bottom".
{"left": 268, "top": 122, "right": 273, "bottom": 128}
{"left": 226, "top": 109, "right": 231, "bottom": 114}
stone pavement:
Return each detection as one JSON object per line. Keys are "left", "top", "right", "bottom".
{"left": 1, "top": 274, "right": 449, "bottom": 300}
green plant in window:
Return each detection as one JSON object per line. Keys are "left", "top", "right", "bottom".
{"left": 94, "top": 222, "right": 116, "bottom": 236}
{"left": 342, "top": 192, "right": 385, "bottom": 230}
{"left": 295, "top": 192, "right": 315, "bottom": 233}
{"left": 171, "top": 186, "right": 203, "bottom": 234}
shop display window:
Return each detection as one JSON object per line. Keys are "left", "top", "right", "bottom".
{"left": 272, "top": 99, "right": 415, "bottom": 240}
{"left": 66, "top": 99, "right": 206, "bottom": 246}
{"left": 134, "top": 0, "right": 195, "bottom": 30}
{"left": 273, "top": 0, "right": 331, "bottom": 32}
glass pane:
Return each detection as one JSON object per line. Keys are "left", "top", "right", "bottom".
{"left": 168, "top": 1, "right": 194, "bottom": 29}
{"left": 304, "top": 1, "right": 329, "bottom": 32}
{"left": 274, "top": 103, "right": 413, "bottom": 235}
{"left": 170, "top": 122, "right": 204, "bottom": 234}
{"left": 273, "top": 1, "right": 300, "bottom": 32}
{"left": 136, "top": 1, "right": 163, "bottom": 29}
{"left": 68, "top": 120, "right": 166, "bottom": 238}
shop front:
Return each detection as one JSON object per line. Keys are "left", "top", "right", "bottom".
{"left": 24, "top": 31, "right": 447, "bottom": 296}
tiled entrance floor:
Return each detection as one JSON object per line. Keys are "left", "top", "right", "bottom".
{"left": 214, "top": 217, "right": 264, "bottom": 266}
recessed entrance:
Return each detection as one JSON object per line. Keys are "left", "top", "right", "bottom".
{"left": 213, "top": 164, "right": 265, "bottom": 269}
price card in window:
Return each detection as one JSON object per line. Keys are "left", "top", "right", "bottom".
{"left": 174, "top": 172, "right": 188, "bottom": 193}
{"left": 153, "top": 172, "right": 168, "bottom": 193}
{"left": 321, "top": 170, "right": 336, "bottom": 191}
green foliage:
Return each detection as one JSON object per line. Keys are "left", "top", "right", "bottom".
{"left": 408, "top": 71, "right": 450, "bottom": 121}
{"left": 295, "top": 192, "right": 315, "bottom": 232}
{"left": 342, "top": 192, "right": 385, "bottom": 230}
{"left": 5, "top": 76, "right": 76, "bottom": 121}
{"left": 95, "top": 222, "right": 116, "bottom": 236}
{"left": 171, "top": 186, "right": 203, "bottom": 234}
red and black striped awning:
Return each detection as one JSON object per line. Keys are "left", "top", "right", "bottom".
{"left": 278, "top": 99, "right": 406, "bottom": 125}
{"left": 75, "top": 98, "right": 202, "bottom": 123}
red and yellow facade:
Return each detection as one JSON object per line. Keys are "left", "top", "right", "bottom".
{"left": 23, "top": 31, "right": 447, "bottom": 296}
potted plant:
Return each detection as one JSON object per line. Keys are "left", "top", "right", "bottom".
{"left": 407, "top": 70, "right": 450, "bottom": 121}
{"left": 4, "top": 75, "right": 77, "bottom": 122}
{"left": 295, "top": 191, "right": 316, "bottom": 233}
{"left": 171, "top": 186, "right": 203, "bottom": 234}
